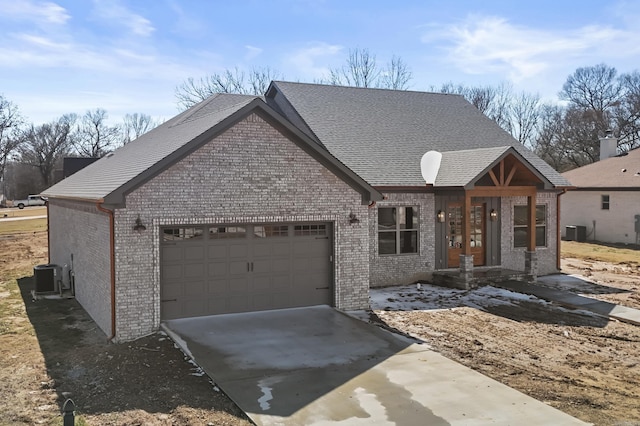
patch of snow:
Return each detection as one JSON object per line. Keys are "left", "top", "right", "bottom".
{"left": 257, "top": 376, "right": 282, "bottom": 411}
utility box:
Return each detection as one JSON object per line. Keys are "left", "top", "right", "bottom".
{"left": 34, "top": 264, "right": 60, "bottom": 293}
{"left": 566, "top": 225, "right": 587, "bottom": 242}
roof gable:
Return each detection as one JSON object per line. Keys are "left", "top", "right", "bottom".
{"left": 43, "top": 94, "right": 381, "bottom": 206}
{"left": 267, "top": 81, "right": 570, "bottom": 188}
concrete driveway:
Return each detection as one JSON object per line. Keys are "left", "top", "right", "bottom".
{"left": 162, "top": 305, "right": 587, "bottom": 426}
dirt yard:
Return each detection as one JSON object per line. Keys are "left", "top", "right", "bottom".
{"left": 1, "top": 221, "right": 639, "bottom": 425}
{"left": 0, "top": 230, "right": 251, "bottom": 425}
{"left": 372, "top": 253, "right": 640, "bottom": 425}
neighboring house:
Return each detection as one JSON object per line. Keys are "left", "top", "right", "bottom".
{"left": 561, "top": 135, "right": 640, "bottom": 245}
{"left": 43, "top": 82, "right": 570, "bottom": 341}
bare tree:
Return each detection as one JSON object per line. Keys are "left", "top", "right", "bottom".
{"left": 0, "top": 96, "right": 23, "bottom": 196}
{"left": 121, "top": 113, "right": 160, "bottom": 145}
{"left": 379, "top": 55, "right": 412, "bottom": 90}
{"left": 19, "top": 115, "right": 74, "bottom": 188}
{"left": 175, "top": 66, "right": 281, "bottom": 109}
{"left": 329, "top": 48, "right": 380, "bottom": 88}
{"left": 510, "top": 91, "right": 541, "bottom": 148}
{"left": 73, "top": 109, "right": 120, "bottom": 157}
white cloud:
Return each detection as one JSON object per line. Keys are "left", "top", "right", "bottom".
{"left": 285, "top": 42, "right": 343, "bottom": 80}
{"left": 421, "top": 14, "right": 640, "bottom": 83}
{"left": 0, "top": 0, "right": 70, "bottom": 25}
{"left": 245, "top": 45, "right": 263, "bottom": 61}
{"left": 91, "top": 0, "right": 154, "bottom": 37}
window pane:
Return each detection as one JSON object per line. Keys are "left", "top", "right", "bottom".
{"left": 602, "top": 195, "right": 610, "bottom": 210}
{"left": 378, "top": 232, "right": 396, "bottom": 255}
{"left": 378, "top": 208, "right": 396, "bottom": 230}
{"left": 514, "top": 206, "right": 527, "bottom": 226}
{"left": 209, "top": 227, "right": 246, "bottom": 239}
{"left": 536, "top": 226, "right": 546, "bottom": 247}
{"left": 399, "top": 231, "right": 417, "bottom": 253}
{"left": 399, "top": 207, "right": 417, "bottom": 229}
{"left": 535, "top": 205, "right": 546, "bottom": 225}
{"left": 514, "top": 228, "right": 527, "bottom": 248}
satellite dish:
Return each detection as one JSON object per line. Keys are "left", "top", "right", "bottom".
{"left": 420, "top": 151, "right": 442, "bottom": 184}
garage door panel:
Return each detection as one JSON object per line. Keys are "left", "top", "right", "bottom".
{"left": 184, "top": 246, "right": 205, "bottom": 260}
{"left": 229, "top": 260, "right": 248, "bottom": 275}
{"left": 184, "top": 281, "right": 206, "bottom": 296}
{"left": 208, "top": 245, "right": 227, "bottom": 259}
{"left": 163, "top": 246, "right": 183, "bottom": 262}
{"left": 208, "top": 261, "right": 228, "bottom": 277}
{"left": 162, "top": 264, "right": 183, "bottom": 280}
{"left": 162, "top": 283, "right": 182, "bottom": 299}
{"left": 271, "top": 259, "right": 289, "bottom": 273}
{"left": 229, "top": 244, "right": 248, "bottom": 258}
{"left": 184, "top": 263, "right": 204, "bottom": 279}
{"left": 228, "top": 295, "right": 250, "bottom": 312}
{"left": 229, "top": 277, "right": 249, "bottom": 293}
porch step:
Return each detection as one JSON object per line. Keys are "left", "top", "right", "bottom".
{"left": 431, "top": 268, "right": 528, "bottom": 290}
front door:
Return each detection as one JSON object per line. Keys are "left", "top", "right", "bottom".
{"left": 447, "top": 203, "right": 486, "bottom": 267}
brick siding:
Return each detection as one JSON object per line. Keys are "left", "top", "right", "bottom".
{"left": 48, "top": 199, "right": 112, "bottom": 336}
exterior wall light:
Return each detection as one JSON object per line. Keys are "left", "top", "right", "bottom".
{"left": 436, "top": 210, "right": 445, "bottom": 223}
{"left": 490, "top": 209, "right": 498, "bottom": 222}
{"left": 133, "top": 215, "right": 147, "bottom": 231}
{"left": 349, "top": 213, "right": 360, "bottom": 224}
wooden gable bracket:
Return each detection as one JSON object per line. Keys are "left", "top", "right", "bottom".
{"left": 488, "top": 159, "right": 518, "bottom": 187}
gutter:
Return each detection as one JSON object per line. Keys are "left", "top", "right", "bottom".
{"left": 46, "top": 202, "right": 51, "bottom": 264}
{"left": 96, "top": 202, "right": 116, "bottom": 342}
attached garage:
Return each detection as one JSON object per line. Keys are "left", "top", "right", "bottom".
{"left": 44, "top": 94, "right": 380, "bottom": 341}
{"left": 160, "top": 223, "right": 333, "bottom": 319}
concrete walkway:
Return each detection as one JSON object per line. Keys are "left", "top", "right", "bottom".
{"left": 163, "top": 306, "right": 587, "bottom": 425}
{"left": 0, "top": 215, "right": 47, "bottom": 222}
{"left": 496, "top": 277, "right": 640, "bottom": 326}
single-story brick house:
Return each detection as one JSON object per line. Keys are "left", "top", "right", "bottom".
{"left": 43, "top": 81, "right": 570, "bottom": 341}
{"left": 561, "top": 134, "right": 640, "bottom": 245}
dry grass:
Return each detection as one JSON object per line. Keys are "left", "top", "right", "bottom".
{"left": 561, "top": 240, "right": 640, "bottom": 264}
{"left": 0, "top": 218, "right": 48, "bottom": 235}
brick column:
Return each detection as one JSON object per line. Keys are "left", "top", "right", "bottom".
{"left": 525, "top": 250, "right": 538, "bottom": 282}
{"left": 459, "top": 254, "right": 474, "bottom": 289}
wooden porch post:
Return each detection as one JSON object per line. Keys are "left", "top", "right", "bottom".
{"left": 527, "top": 193, "right": 536, "bottom": 251}
{"left": 463, "top": 191, "right": 472, "bottom": 255}
{"left": 526, "top": 189, "right": 538, "bottom": 281}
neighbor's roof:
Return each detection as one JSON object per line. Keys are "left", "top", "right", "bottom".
{"left": 267, "top": 81, "right": 570, "bottom": 188}
{"left": 43, "top": 93, "right": 381, "bottom": 205}
{"left": 562, "top": 147, "right": 640, "bottom": 189}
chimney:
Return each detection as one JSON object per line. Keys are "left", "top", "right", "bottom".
{"left": 599, "top": 130, "right": 617, "bottom": 161}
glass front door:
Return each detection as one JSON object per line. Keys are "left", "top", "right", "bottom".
{"left": 447, "top": 203, "right": 486, "bottom": 267}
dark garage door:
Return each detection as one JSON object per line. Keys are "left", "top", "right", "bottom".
{"left": 160, "top": 223, "right": 332, "bottom": 320}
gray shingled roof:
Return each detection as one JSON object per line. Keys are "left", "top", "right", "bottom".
{"left": 268, "top": 81, "right": 570, "bottom": 188}
{"left": 562, "top": 147, "right": 640, "bottom": 189}
{"left": 44, "top": 93, "right": 261, "bottom": 202}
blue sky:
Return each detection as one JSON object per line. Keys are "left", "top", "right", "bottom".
{"left": 2, "top": 0, "right": 640, "bottom": 125}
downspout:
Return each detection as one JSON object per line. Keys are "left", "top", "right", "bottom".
{"left": 556, "top": 189, "right": 567, "bottom": 271}
{"left": 96, "top": 202, "right": 116, "bottom": 341}
{"left": 46, "top": 201, "right": 51, "bottom": 264}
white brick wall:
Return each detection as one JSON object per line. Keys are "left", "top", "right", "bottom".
{"left": 368, "top": 192, "right": 436, "bottom": 287}
{"left": 561, "top": 190, "right": 640, "bottom": 245}
{"left": 113, "top": 113, "right": 370, "bottom": 341}
{"left": 500, "top": 191, "right": 559, "bottom": 276}
{"left": 48, "top": 199, "right": 112, "bottom": 336}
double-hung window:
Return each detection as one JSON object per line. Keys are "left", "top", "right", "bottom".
{"left": 601, "top": 195, "right": 610, "bottom": 210}
{"left": 378, "top": 206, "right": 418, "bottom": 255}
{"left": 513, "top": 205, "right": 546, "bottom": 248}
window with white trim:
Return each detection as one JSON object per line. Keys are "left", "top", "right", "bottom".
{"left": 601, "top": 195, "right": 610, "bottom": 210}
{"left": 378, "top": 206, "right": 418, "bottom": 255}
